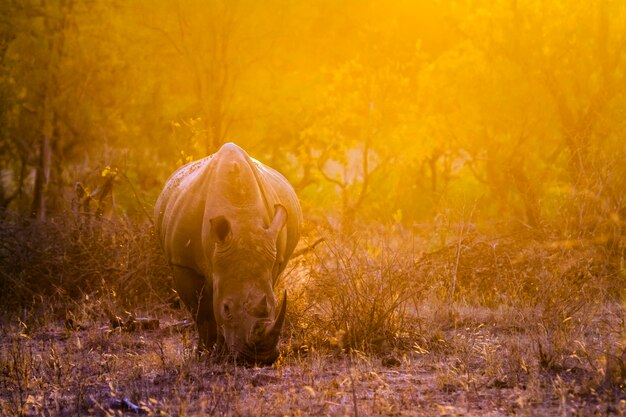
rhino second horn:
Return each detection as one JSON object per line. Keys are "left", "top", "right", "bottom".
{"left": 250, "top": 294, "right": 270, "bottom": 318}
{"left": 264, "top": 290, "right": 287, "bottom": 345}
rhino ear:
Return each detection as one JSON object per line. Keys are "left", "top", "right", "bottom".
{"left": 267, "top": 204, "right": 288, "bottom": 237}
{"left": 210, "top": 215, "right": 232, "bottom": 243}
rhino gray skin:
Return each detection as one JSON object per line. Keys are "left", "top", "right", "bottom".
{"left": 155, "top": 143, "right": 302, "bottom": 364}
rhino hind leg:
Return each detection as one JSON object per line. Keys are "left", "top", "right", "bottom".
{"left": 171, "top": 266, "right": 217, "bottom": 352}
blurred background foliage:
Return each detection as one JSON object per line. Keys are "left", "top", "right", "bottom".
{"left": 0, "top": 0, "right": 624, "bottom": 240}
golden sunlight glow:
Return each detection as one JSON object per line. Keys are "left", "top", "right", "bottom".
{"left": 1, "top": 0, "right": 625, "bottom": 231}
{"left": 1, "top": 3, "right": 625, "bottom": 413}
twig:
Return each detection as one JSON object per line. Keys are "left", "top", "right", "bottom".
{"left": 348, "top": 352, "right": 359, "bottom": 417}
{"left": 121, "top": 173, "right": 155, "bottom": 226}
{"left": 449, "top": 201, "right": 477, "bottom": 301}
{"left": 450, "top": 223, "right": 464, "bottom": 301}
{"left": 291, "top": 238, "right": 325, "bottom": 259}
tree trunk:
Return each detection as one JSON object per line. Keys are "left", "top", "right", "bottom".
{"left": 31, "top": 130, "right": 52, "bottom": 220}
{"left": 510, "top": 162, "right": 541, "bottom": 228}
{"left": 30, "top": 0, "right": 73, "bottom": 219}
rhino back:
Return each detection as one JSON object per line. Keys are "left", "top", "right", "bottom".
{"left": 155, "top": 143, "right": 301, "bottom": 277}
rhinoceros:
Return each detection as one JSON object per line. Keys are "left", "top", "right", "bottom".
{"left": 155, "top": 143, "right": 302, "bottom": 364}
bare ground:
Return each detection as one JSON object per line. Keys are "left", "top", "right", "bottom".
{"left": 2, "top": 304, "right": 624, "bottom": 417}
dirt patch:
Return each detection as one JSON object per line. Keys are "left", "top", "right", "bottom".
{"left": 1, "top": 307, "right": 624, "bottom": 416}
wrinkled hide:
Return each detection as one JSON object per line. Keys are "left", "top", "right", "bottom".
{"left": 155, "top": 143, "right": 302, "bottom": 364}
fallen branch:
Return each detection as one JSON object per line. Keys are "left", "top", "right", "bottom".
{"left": 103, "top": 306, "right": 160, "bottom": 331}
{"left": 111, "top": 397, "right": 145, "bottom": 414}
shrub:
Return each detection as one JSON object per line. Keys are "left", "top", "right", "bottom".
{"left": 283, "top": 230, "right": 425, "bottom": 353}
{"left": 0, "top": 211, "right": 171, "bottom": 319}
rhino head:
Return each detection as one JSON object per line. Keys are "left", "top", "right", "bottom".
{"left": 209, "top": 205, "right": 288, "bottom": 364}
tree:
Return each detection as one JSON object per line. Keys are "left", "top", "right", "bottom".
{"left": 0, "top": 0, "right": 77, "bottom": 219}
{"left": 456, "top": 0, "right": 626, "bottom": 234}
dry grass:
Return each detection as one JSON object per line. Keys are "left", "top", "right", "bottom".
{"left": 0, "top": 213, "right": 625, "bottom": 416}
{"left": 1, "top": 304, "right": 623, "bottom": 416}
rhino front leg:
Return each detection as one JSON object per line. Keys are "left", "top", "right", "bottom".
{"left": 171, "top": 265, "right": 217, "bottom": 352}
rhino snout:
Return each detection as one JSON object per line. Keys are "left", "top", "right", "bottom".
{"left": 230, "top": 291, "right": 286, "bottom": 365}
{"left": 247, "top": 291, "right": 287, "bottom": 346}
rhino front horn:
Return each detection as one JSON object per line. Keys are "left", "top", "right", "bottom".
{"left": 264, "top": 290, "right": 287, "bottom": 345}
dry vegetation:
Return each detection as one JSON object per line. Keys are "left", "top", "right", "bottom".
{"left": 2, "top": 1, "right": 626, "bottom": 415}
{"left": 1, "top": 212, "right": 624, "bottom": 416}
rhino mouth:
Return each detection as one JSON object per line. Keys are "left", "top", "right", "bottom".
{"left": 233, "top": 344, "right": 280, "bottom": 366}
{"left": 211, "top": 341, "right": 278, "bottom": 366}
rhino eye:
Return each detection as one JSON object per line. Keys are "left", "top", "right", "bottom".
{"left": 222, "top": 301, "right": 232, "bottom": 320}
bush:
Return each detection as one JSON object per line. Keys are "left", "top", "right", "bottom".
{"left": 282, "top": 221, "right": 623, "bottom": 356}
{"left": 413, "top": 229, "right": 623, "bottom": 306}
{"left": 0, "top": 211, "right": 171, "bottom": 319}
{"left": 282, "top": 229, "right": 428, "bottom": 354}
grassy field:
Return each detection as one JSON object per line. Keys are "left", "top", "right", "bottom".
{"left": 1, "top": 214, "right": 624, "bottom": 416}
